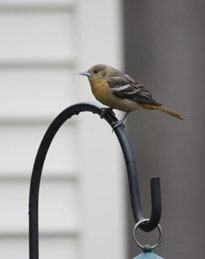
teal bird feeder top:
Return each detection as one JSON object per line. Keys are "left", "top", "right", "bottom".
{"left": 133, "top": 245, "right": 164, "bottom": 259}
{"left": 134, "top": 252, "right": 164, "bottom": 259}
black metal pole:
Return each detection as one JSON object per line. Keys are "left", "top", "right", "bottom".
{"left": 29, "top": 102, "right": 161, "bottom": 259}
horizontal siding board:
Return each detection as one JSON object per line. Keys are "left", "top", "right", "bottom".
{"left": 0, "top": 173, "right": 79, "bottom": 180}
{"left": 0, "top": 60, "right": 75, "bottom": 69}
{"left": 0, "top": 0, "right": 74, "bottom": 4}
{"left": 0, "top": 12, "right": 76, "bottom": 62}
{"left": 39, "top": 179, "right": 80, "bottom": 231}
{"left": 0, "top": 180, "right": 80, "bottom": 231}
{"left": 0, "top": 236, "right": 79, "bottom": 259}
{"left": 0, "top": 124, "right": 79, "bottom": 174}
{"left": 0, "top": 230, "right": 79, "bottom": 237}
{"left": 0, "top": 69, "right": 76, "bottom": 119}
{"left": 40, "top": 236, "right": 79, "bottom": 259}
{"left": 0, "top": 6, "right": 75, "bottom": 13}
{"left": 0, "top": 2, "right": 75, "bottom": 13}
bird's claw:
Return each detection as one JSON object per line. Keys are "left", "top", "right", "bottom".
{"left": 111, "top": 120, "right": 125, "bottom": 131}
{"left": 100, "top": 108, "right": 125, "bottom": 132}
{"left": 100, "top": 107, "right": 115, "bottom": 119}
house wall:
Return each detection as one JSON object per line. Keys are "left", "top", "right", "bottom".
{"left": 0, "top": 1, "right": 126, "bottom": 258}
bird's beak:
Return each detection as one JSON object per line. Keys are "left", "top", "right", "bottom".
{"left": 79, "top": 71, "right": 92, "bottom": 77}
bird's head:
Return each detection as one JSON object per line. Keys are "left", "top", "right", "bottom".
{"left": 79, "top": 64, "right": 107, "bottom": 80}
{"left": 79, "top": 64, "right": 117, "bottom": 81}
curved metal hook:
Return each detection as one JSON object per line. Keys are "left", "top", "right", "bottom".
{"left": 29, "top": 102, "right": 161, "bottom": 259}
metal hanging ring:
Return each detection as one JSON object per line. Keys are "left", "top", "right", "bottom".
{"left": 133, "top": 218, "right": 163, "bottom": 250}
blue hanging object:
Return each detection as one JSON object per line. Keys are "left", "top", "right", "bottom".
{"left": 133, "top": 245, "right": 164, "bottom": 259}
{"left": 132, "top": 219, "right": 164, "bottom": 259}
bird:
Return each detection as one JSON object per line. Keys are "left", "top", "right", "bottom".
{"left": 79, "top": 64, "right": 186, "bottom": 127}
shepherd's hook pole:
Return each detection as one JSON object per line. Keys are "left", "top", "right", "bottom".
{"left": 29, "top": 102, "right": 161, "bottom": 259}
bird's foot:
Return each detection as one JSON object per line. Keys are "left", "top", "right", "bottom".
{"left": 100, "top": 107, "right": 115, "bottom": 119}
{"left": 111, "top": 120, "right": 125, "bottom": 131}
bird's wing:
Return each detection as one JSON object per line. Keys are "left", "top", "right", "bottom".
{"left": 107, "top": 76, "right": 160, "bottom": 105}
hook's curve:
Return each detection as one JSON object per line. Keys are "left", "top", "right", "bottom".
{"left": 29, "top": 102, "right": 161, "bottom": 259}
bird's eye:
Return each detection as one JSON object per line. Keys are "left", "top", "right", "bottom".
{"left": 93, "top": 70, "right": 98, "bottom": 74}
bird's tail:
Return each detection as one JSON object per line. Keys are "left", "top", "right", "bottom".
{"left": 141, "top": 104, "right": 186, "bottom": 120}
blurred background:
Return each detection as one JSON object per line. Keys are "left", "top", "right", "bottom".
{"left": 0, "top": 0, "right": 204, "bottom": 259}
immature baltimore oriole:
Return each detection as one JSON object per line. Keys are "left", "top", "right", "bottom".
{"left": 80, "top": 64, "right": 185, "bottom": 126}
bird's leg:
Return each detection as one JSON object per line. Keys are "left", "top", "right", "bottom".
{"left": 111, "top": 111, "right": 130, "bottom": 130}
{"left": 100, "top": 107, "right": 115, "bottom": 118}
{"left": 121, "top": 111, "right": 130, "bottom": 123}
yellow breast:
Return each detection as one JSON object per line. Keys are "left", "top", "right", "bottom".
{"left": 89, "top": 77, "right": 110, "bottom": 103}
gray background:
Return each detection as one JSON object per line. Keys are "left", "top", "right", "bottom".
{"left": 124, "top": 0, "right": 205, "bottom": 258}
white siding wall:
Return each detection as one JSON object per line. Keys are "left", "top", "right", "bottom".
{"left": 0, "top": 1, "right": 126, "bottom": 259}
